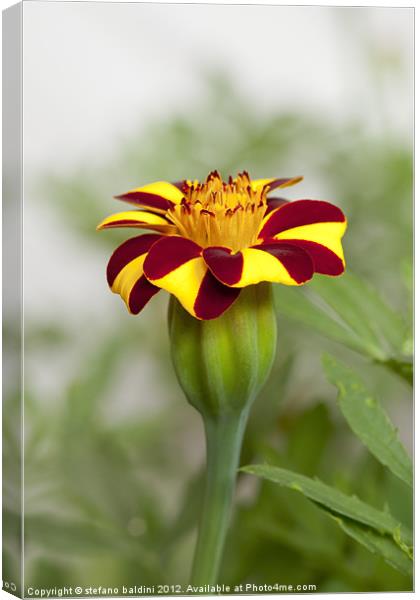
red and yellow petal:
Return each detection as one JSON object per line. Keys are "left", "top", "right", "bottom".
{"left": 258, "top": 199, "right": 345, "bottom": 239}
{"left": 251, "top": 176, "right": 303, "bottom": 193}
{"left": 115, "top": 181, "right": 186, "bottom": 212}
{"left": 107, "top": 234, "right": 161, "bottom": 314}
{"left": 203, "top": 243, "right": 314, "bottom": 288}
{"left": 257, "top": 199, "right": 346, "bottom": 275}
{"left": 143, "top": 236, "right": 203, "bottom": 280}
{"left": 96, "top": 210, "right": 177, "bottom": 234}
{"left": 274, "top": 221, "right": 346, "bottom": 257}
{"left": 143, "top": 236, "right": 240, "bottom": 319}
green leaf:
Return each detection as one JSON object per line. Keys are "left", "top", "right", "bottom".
{"left": 383, "top": 470, "right": 413, "bottom": 530}
{"left": 274, "top": 285, "right": 371, "bottom": 357}
{"left": 311, "top": 272, "right": 408, "bottom": 360}
{"left": 241, "top": 464, "right": 412, "bottom": 548}
{"left": 274, "top": 270, "right": 412, "bottom": 374}
{"left": 323, "top": 354, "right": 413, "bottom": 488}
{"left": 330, "top": 515, "right": 412, "bottom": 576}
{"left": 286, "top": 403, "right": 332, "bottom": 476}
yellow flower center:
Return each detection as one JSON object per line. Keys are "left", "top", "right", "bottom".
{"left": 167, "top": 171, "right": 267, "bottom": 252}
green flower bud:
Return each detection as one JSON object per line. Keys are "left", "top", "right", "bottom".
{"left": 168, "top": 283, "right": 277, "bottom": 418}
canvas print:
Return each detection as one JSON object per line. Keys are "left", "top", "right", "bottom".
{"left": 2, "top": 1, "right": 413, "bottom": 597}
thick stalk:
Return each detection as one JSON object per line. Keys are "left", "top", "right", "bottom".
{"left": 168, "top": 284, "right": 277, "bottom": 586}
{"left": 191, "top": 409, "right": 250, "bottom": 586}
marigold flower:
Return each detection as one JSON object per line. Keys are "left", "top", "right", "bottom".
{"left": 97, "top": 171, "right": 346, "bottom": 320}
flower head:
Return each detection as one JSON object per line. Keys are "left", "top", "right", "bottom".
{"left": 97, "top": 171, "right": 346, "bottom": 320}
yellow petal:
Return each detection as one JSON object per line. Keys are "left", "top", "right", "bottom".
{"left": 251, "top": 176, "right": 303, "bottom": 192}
{"left": 231, "top": 248, "right": 302, "bottom": 288}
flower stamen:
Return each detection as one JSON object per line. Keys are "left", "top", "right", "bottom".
{"left": 167, "top": 171, "right": 268, "bottom": 252}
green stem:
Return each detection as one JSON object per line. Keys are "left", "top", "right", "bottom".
{"left": 379, "top": 358, "right": 413, "bottom": 385}
{"left": 191, "top": 409, "right": 250, "bottom": 586}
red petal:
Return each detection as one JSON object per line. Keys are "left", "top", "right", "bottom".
{"left": 193, "top": 271, "right": 241, "bottom": 320}
{"left": 265, "top": 197, "right": 289, "bottom": 215}
{"left": 276, "top": 239, "right": 344, "bottom": 276}
{"left": 202, "top": 246, "right": 244, "bottom": 286}
{"left": 128, "top": 276, "right": 160, "bottom": 314}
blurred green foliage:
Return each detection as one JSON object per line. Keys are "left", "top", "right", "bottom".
{"left": 4, "top": 70, "right": 412, "bottom": 594}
